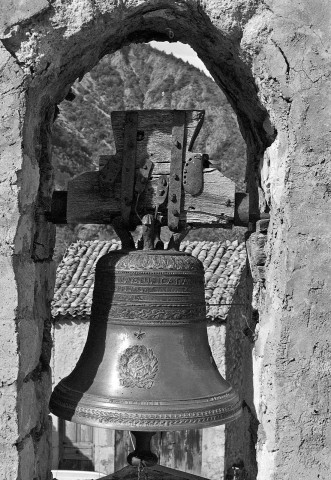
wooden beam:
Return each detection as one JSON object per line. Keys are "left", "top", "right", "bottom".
{"left": 121, "top": 112, "right": 138, "bottom": 225}
{"left": 66, "top": 167, "right": 235, "bottom": 226}
{"left": 63, "top": 109, "right": 239, "bottom": 228}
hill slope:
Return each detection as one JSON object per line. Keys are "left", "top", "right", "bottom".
{"left": 52, "top": 43, "right": 246, "bottom": 190}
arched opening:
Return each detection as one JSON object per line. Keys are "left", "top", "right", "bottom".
{"left": 52, "top": 39, "right": 248, "bottom": 261}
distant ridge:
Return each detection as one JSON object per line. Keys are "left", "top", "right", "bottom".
{"left": 52, "top": 43, "right": 246, "bottom": 190}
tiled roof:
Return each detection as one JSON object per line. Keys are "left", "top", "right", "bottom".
{"left": 52, "top": 239, "right": 246, "bottom": 322}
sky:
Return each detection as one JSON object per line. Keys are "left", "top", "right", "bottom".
{"left": 149, "top": 41, "right": 212, "bottom": 78}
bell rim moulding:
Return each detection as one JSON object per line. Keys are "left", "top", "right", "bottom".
{"left": 50, "top": 383, "right": 242, "bottom": 431}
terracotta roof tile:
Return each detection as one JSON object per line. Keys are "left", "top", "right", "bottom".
{"left": 52, "top": 239, "right": 246, "bottom": 322}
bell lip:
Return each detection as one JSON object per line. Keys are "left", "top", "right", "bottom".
{"left": 50, "top": 381, "right": 242, "bottom": 431}
{"left": 49, "top": 398, "right": 242, "bottom": 431}
{"left": 52, "top": 409, "right": 243, "bottom": 431}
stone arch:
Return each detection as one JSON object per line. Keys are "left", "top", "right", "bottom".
{"left": 3, "top": 1, "right": 275, "bottom": 190}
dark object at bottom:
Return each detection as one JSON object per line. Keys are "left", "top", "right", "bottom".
{"left": 101, "top": 464, "right": 209, "bottom": 480}
{"left": 127, "top": 432, "right": 158, "bottom": 467}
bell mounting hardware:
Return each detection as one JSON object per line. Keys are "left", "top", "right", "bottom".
{"left": 48, "top": 109, "right": 268, "bottom": 231}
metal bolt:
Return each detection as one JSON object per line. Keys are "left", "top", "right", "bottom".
{"left": 175, "top": 140, "right": 181, "bottom": 149}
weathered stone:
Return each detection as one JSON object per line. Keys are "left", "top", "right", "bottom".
{"left": 201, "top": 426, "right": 225, "bottom": 480}
{"left": 0, "top": 1, "right": 330, "bottom": 479}
{"left": 17, "top": 380, "right": 40, "bottom": 441}
{"left": 18, "top": 435, "right": 35, "bottom": 480}
{"left": 33, "top": 417, "right": 53, "bottom": 480}
{"left": 0, "top": 0, "right": 50, "bottom": 37}
{"left": 52, "top": 319, "right": 90, "bottom": 384}
{"left": 0, "top": 444, "right": 19, "bottom": 480}
{"left": 207, "top": 324, "right": 226, "bottom": 376}
{"left": 0, "top": 384, "right": 18, "bottom": 444}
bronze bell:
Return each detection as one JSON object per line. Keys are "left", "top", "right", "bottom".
{"left": 50, "top": 249, "right": 241, "bottom": 431}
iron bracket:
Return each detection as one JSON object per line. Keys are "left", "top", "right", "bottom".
{"left": 135, "top": 158, "right": 153, "bottom": 195}
{"left": 168, "top": 111, "right": 186, "bottom": 231}
{"left": 155, "top": 175, "right": 169, "bottom": 209}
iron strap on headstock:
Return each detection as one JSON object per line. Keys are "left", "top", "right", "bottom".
{"left": 168, "top": 110, "right": 186, "bottom": 232}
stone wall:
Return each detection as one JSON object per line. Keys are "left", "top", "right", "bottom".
{"left": 0, "top": 40, "right": 54, "bottom": 479}
{"left": 0, "top": 1, "right": 330, "bottom": 479}
{"left": 205, "top": 266, "right": 253, "bottom": 480}
{"left": 223, "top": 266, "right": 255, "bottom": 480}
{"left": 250, "top": 3, "right": 331, "bottom": 477}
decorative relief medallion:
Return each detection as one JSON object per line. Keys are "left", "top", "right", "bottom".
{"left": 119, "top": 345, "right": 158, "bottom": 389}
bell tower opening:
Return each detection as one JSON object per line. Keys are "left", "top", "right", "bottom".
{"left": 53, "top": 40, "right": 247, "bottom": 263}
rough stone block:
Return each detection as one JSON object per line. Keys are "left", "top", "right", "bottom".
{"left": 0, "top": 256, "right": 17, "bottom": 315}
{"left": 0, "top": 0, "right": 50, "bottom": 36}
{"left": 94, "top": 427, "right": 115, "bottom": 476}
{"left": 201, "top": 426, "right": 225, "bottom": 480}
{"left": 0, "top": 317, "right": 18, "bottom": 385}
{"left": 52, "top": 320, "right": 89, "bottom": 384}
{"left": 17, "top": 317, "right": 43, "bottom": 381}
{"left": 17, "top": 380, "right": 41, "bottom": 441}
{"left": 15, "top": 259, "right": 36, "bottom": 314}
{"left": 33, "top": 417, "right": 52, "bottom": 480}
{"left": 207, "top": 324, "right": 226, "bottom": 376}
{"left": 0, "top": 443, "right": 19, "bottom": 480}
{"left": 20, "top": 154, "right": 40, "bottom": 206}
{"left": 32, "top": 219, "right": 56, "bottom": 261}
{"left": 18, "top": 435, "right": 35, "bottom": 480}
{"left": 0, "top": 383, "right": 18, "bottom": 445}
